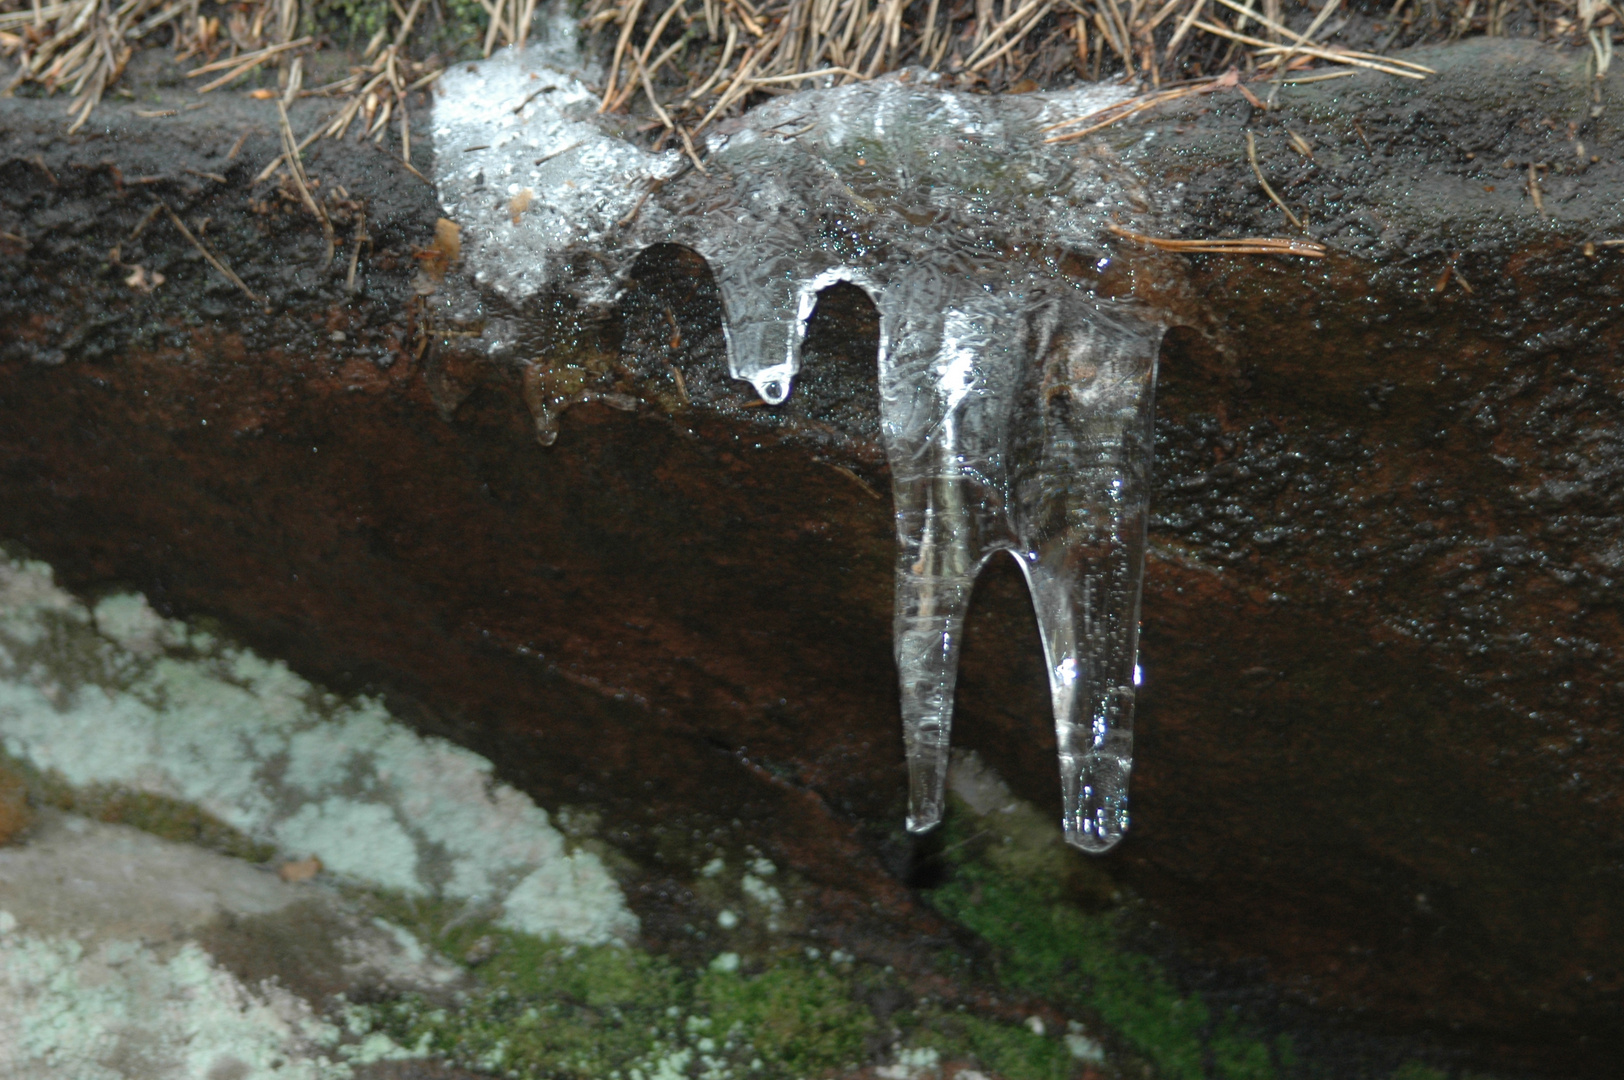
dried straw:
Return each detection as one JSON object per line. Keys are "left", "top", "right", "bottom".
{"left": 0, "top": 0, "right": 1615, "bottom": 161}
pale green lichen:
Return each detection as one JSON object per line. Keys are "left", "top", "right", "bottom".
{"left": 0, "top": 929, "right": 372, "bottom": 1080}
{"left": 0, "top": 554, "right": 635, "bottom": 946}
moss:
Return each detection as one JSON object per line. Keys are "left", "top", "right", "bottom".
{"left": 925, "top": 796, "right": 1289, "bottom": 1080}
{"left": 695, "top": 960, "right": 875, "bottom": 1075}
{"left": 365, "top": 929, "right": 689, "bottom": 1078}
{"left": 303, "top": 0, "right": 493, "bottom": 55}
{"left": 352, "top": 892, "right": 1085, "bottom": 1080}
{"left": 929, "top": 845, "right": 1206, "bottom": 1079}
{"left": 65, "top": 785, "right": 276, "bottom": 862}
{"left": 355, "top": 894, "right": 884, "bottom": 1079}
{"left": 0, "top": 756, "right": 32, "bottom": 845}
{"left": 1389, "top": 1066, "right": 1450, "bottom": 1080}
{"left": 1210, "top": 1024, "right": 1277, "bottom": 1080}
{"left": 948, "top": 1014, "right": 1073, "bottom": 1080}
{"left": 306, "top": 0, "right": 394, "bottom": 42}
{"left": 1, "top": 751, "right": 274, "bottom": 862}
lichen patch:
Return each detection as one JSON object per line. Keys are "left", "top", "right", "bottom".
{"left": 0, "top": 554, "right": 635, "bottom": 946}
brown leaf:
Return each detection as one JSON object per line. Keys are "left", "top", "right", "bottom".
{"left": 415, "top": 217, "right": 462, "bottom": 283}
{"left": 277, "top": 855, "right": 323, "bottom": 883}
{"left": 510, "top": 188, "right": 534, "bottom": 225}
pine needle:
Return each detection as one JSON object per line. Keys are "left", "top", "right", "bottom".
{"left": 1107, "top": 223, "right": 1326, "bottom": 257}
{"left": 1246, "top": 130, "right": 1305, "bottom": 232}
{"left": 158, "top": 200, "right": 264, "bottom": 305}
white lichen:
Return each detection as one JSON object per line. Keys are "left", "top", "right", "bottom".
{"left": 877, "top": 1046, "right": 943, "bottom": 1080}
{"left": 0, "top": 931, "right": 356, "bottom": 1080}
{"left": 0, "top": 555, "right": 636, "bottom": 945}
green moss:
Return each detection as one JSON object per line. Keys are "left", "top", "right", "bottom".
{"left": 303, "top": 0, "right": 493, "bottom": 55}
{"left": 929, "top": 847, "right": 1206, "bottom": 1080}
{"left": 353, "top": 894, "right": 880, "bottom": 1079}
{"left": 1390, "top": 1065, "right": 1450, "bottom": 1080}
{"left": 347, "top": 892, "right": 1084, "bottom": 1080}
{"left": 67, "top": 786, "right": 277, "bottom": 862}
{"left": 306, "top": 0, "right": 393, "bottom": 41}
{"left": 1211, "top": 1024, "right": 1276, "bottom": 1080}
{"left": 925, "top": 798, "right": 1288, "bottom": 1080}
{"left": 365, "top": 929, "right": 689, "bottom": 1078}
{"left": 950, "top": 1014, "right": 1073, "bottom": 1080}
{"left": 3, "top": 752, "right": 274, "bottom": 863}
{"left": 695, "top": 960, "right": 875, "bottom": 1075}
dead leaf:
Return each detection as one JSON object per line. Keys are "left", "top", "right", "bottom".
{"left": 509, "top": 187, "right": 534, "bottom": 225}
{"left": 277, "top": 855, "right": 323, "bottom": 882}
{"left": 124, "top": 265, "right": 164, "bottom": 292}
{"left": 414, "top": 217, "right": 462, "bottom": 282}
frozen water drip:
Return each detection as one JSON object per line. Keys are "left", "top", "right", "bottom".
{"left": 435, "top": 33, "right": 1161, "bottom": 853}
{"left": 885, "top": 288, "right": 1157, "bottom": 854}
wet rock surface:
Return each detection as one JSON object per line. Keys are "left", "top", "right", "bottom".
{"left": 1, "top": 35, "right": 1621, "bottom": 1076}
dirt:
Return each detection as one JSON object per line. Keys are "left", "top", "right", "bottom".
{"left": 1141, "top": 37, "right": 1624, "bottom": 256}
{"left": 0, "top": 761, "right": 30, "bottom": 846}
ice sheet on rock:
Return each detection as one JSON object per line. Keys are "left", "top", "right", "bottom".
{"left": 435, "top": 42, "right": 1137, "bottom": 397}
{"left": 435, "top": 39, "right": 1160, "bottom": 852}
{"left": 433, "top": 45, "right": 685, "bottom": 307}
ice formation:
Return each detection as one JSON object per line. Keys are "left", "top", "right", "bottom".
{"left": 434, "top": 30, "right": 1161, "bottom": 852}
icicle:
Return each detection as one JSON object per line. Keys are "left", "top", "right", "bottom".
{"left": 710, "top": 272, "right": 804, "bottom": 405}
{"left": 877, "top": 277, "right": 1158, "bottom": 852}
{"left": 1008, "top": 300, "right": 1158, "bottom": 853}
{"left": 432, "top": 35, "right": 1162, "bottom": 853}
{"left": 685, "top": 141, "right": 846, "bottom": 405}
{"left": 877, "top": 286, "right": 1012, "bottom": 833}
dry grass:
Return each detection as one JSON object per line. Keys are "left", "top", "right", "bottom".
{"left": 587, "top": 0, "right": 1619, "bottom": 144}
{"left": 0, "top": 0, "right": 528, "bottom": 145}
{"left": 0, "top": 0, "right": 1615, "bottom": 138}
{"left": 0, "top": 0, "right": 1616, "bottom": 280}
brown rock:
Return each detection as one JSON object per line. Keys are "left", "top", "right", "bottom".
{"left": 0, "top": 36, "right": 1621, "bottom": 1074}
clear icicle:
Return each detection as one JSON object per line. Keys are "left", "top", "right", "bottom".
{"left": 878, "top": 280, "right": 1158, "bottom": 852}
{"left": 712, "top": 274, "right": 804, "bottom": 405}
{"left": 1010, "top": 306, "right": 1158, "bottom": 853}
{"left": 433, "top": 33, "right": 1161, "bottom": 853}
